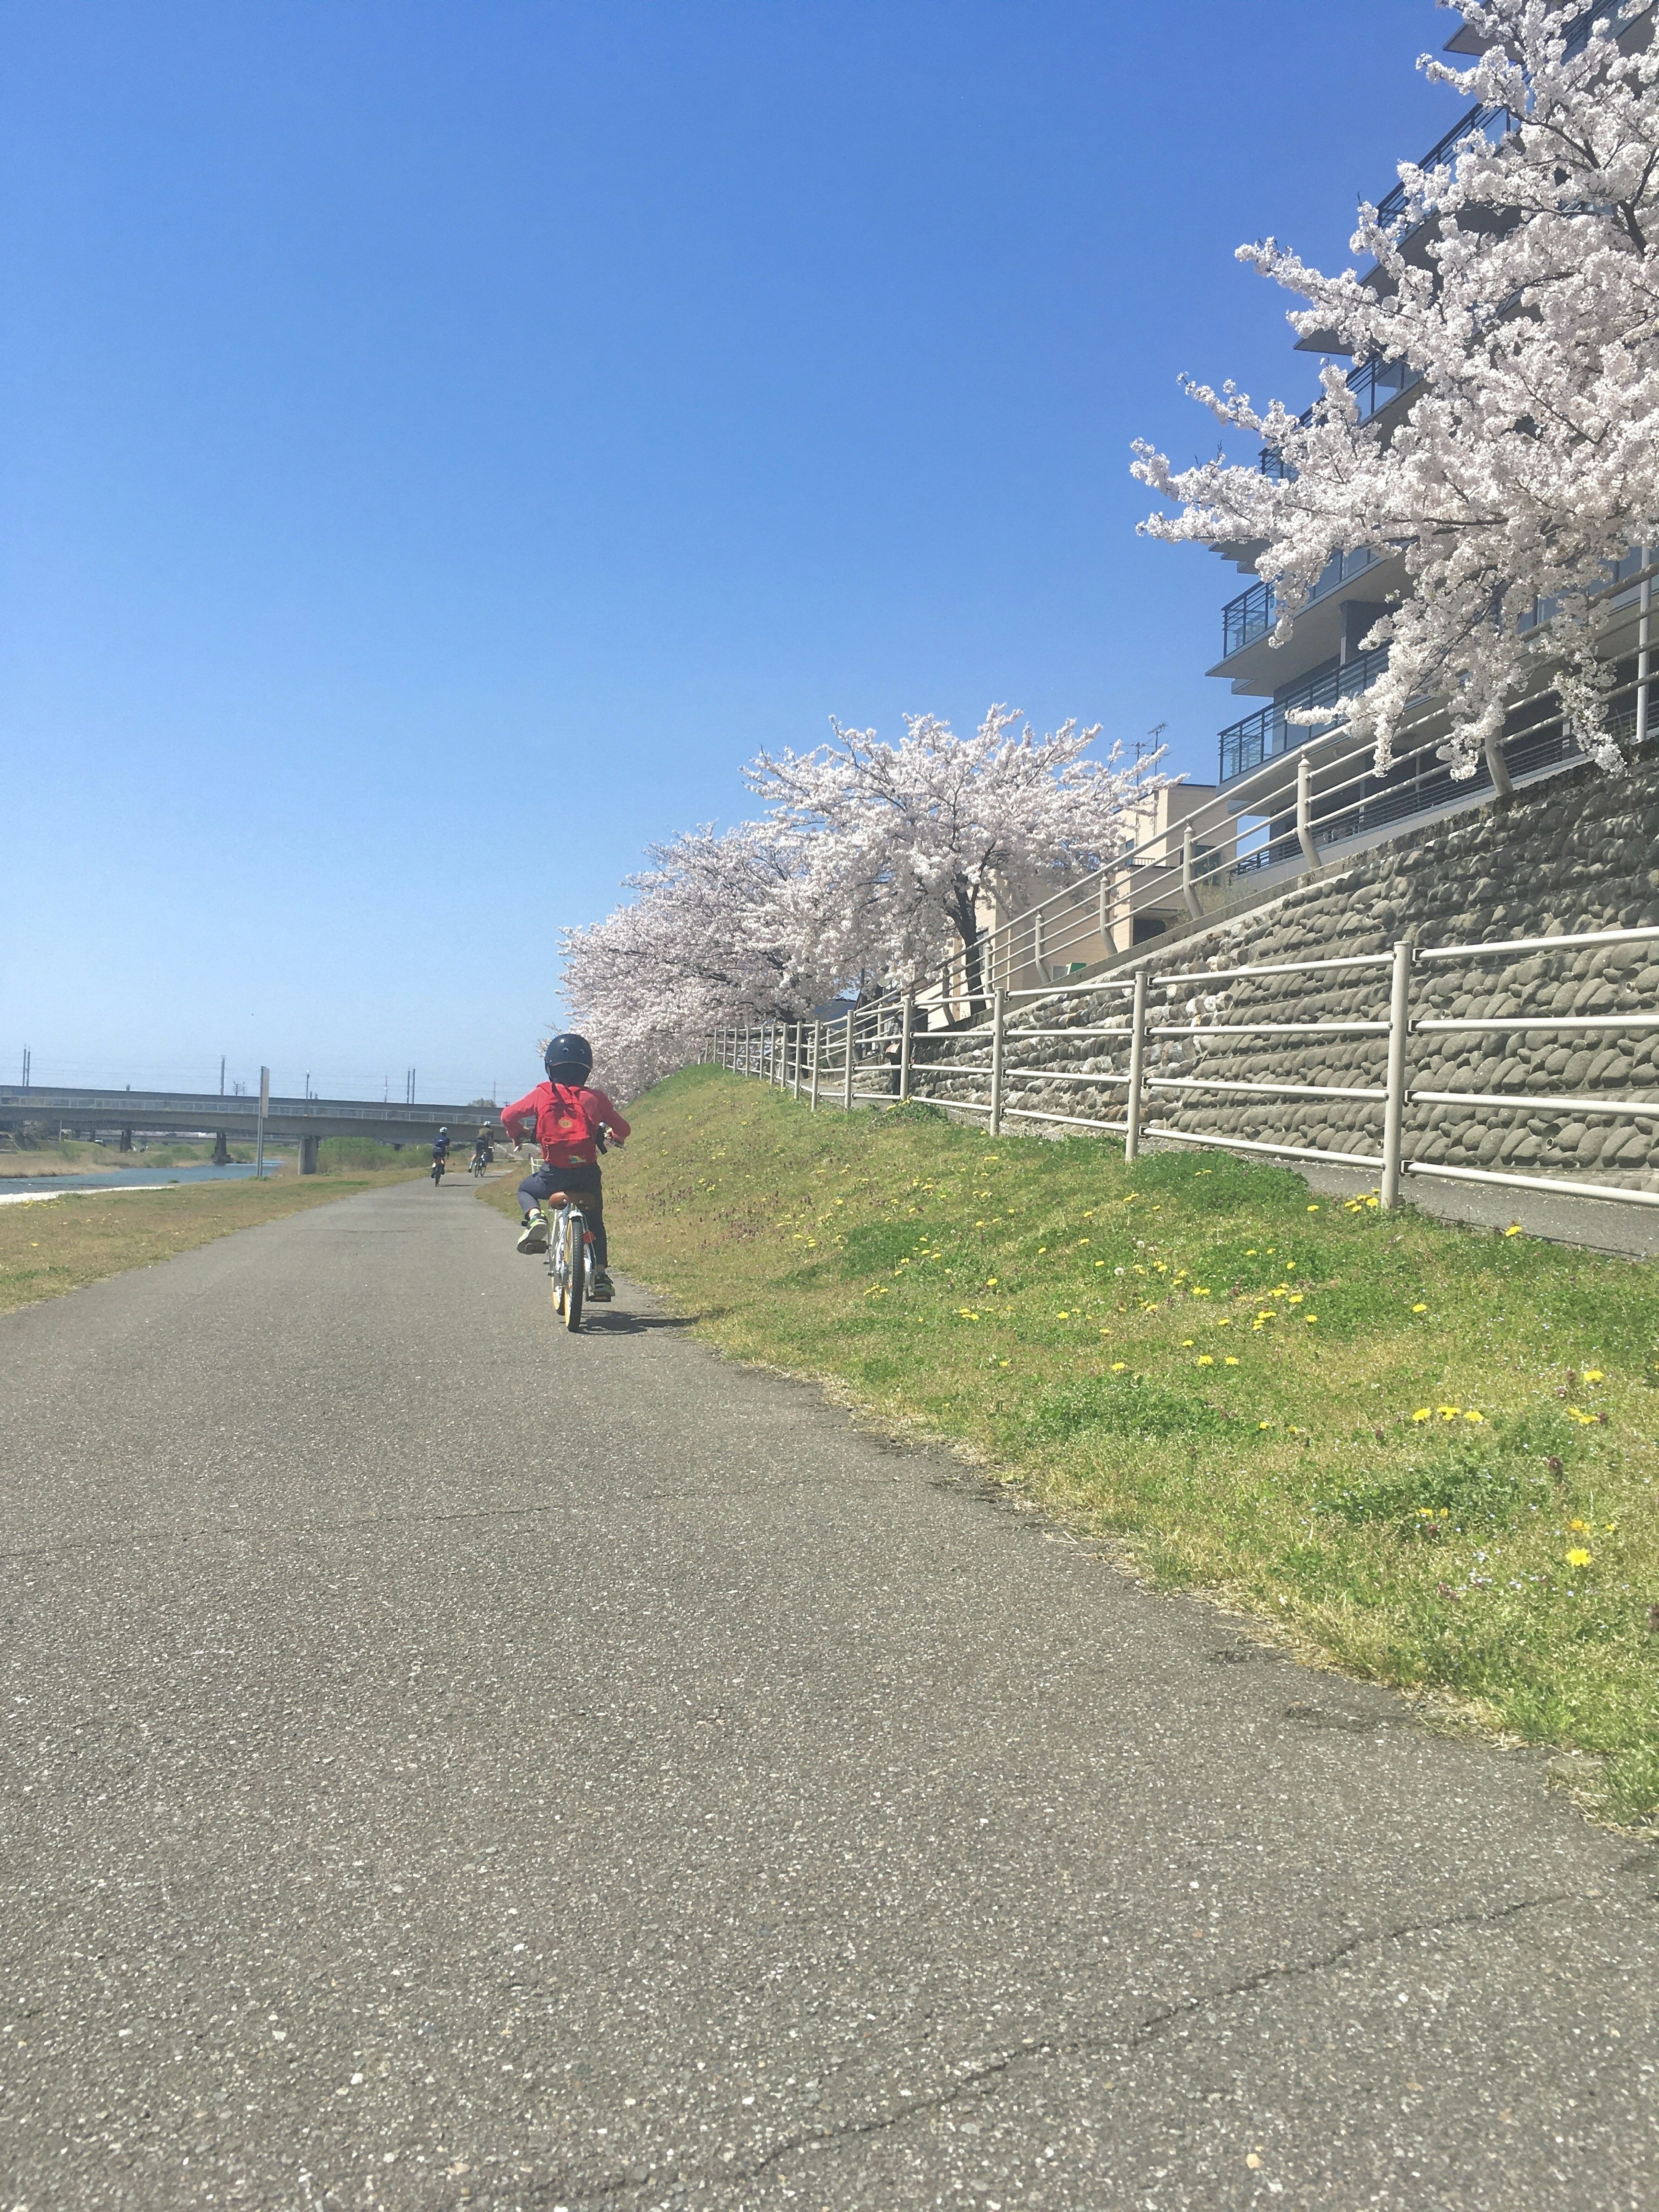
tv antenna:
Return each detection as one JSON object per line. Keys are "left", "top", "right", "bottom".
{"left": 1134, "top": 721, "right": 1167, "bottom": 770}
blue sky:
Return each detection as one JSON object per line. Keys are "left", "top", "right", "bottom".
{"left": 2, "top": 0, "right": 1472, "bottom": 1101}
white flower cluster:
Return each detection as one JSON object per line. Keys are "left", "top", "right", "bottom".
{"left": 1133, "top": 0, "right": 1659, "bottom": 782}
{"left": 558, "top": 708, "right": 1150, "bottom": 1096}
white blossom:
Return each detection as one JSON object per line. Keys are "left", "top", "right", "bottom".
{"left": 746, "top": 705, "right": 1152, "bottom": 1009}
{"left": 558, "top": 823, "right": 828, "bottom": 1097}
{"left": 1132, "top": 0, "right": 1659, "bottom": 779}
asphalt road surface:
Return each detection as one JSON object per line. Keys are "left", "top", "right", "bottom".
{"left": 3, "top": 1176, "right": 1656, "bottom": 2212}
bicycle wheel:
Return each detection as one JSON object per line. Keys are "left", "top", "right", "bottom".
{"left": 564, "top": 1208, "right": 586, "bottom": 1331}
{"left": 550, "top": 1208, "right": 567, "bottom": 1314}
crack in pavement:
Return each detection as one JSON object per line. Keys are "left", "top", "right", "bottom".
{"left": 510, "top": 1888, "right": 1570, "bottom": 2209}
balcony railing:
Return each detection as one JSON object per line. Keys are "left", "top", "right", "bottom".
{"left": 1218, "top": 641, "right": 1391, "bottom": 783}
{"left": 1373, "top": 101, "right": 1517, "bottom": 229}
{"left": 1259, "top": 356, "right": 1424, "bottom": 480}
{"left": 1220, "top": 544, "right": 1385, "bottom": 660}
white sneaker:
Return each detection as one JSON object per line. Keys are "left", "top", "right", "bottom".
{"left": 516, "top": 1211, "right": 550, "bottom": 1254}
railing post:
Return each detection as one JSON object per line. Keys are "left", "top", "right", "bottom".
{"left": 1296, "top": 753, "right": 1319, "bottom": 871}
{"left": 899, "top": 993, "right": 914, "bottom": 1103}
{"left": 1638, "top": 564, "right": 1653, "bottom": 751}
{"left": 1124, "top": 968, "right": 1148, "bottom": 1164}
{"left": 791, "top": 1022, "right": 802, "bottom": 1100}
{"left": 1181, "top": 820, "right": 1201, "bottom": 920}
{"left": 1033, "top": 910, "right": 1045, "bottom": 982}
{"left": 843, "top": 1010, "right": 855, "bottom": 1111}
{"left": 989, "top": 988, "right": 1006, "bottom": 1138}
{"left": 810, "top": 1021, "right": 822, "bottom": 1111}
{"left": 1380, "top": 938, "right": 1414, "bottom": 1211}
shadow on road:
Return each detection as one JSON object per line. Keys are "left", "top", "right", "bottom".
{"left": 585, "top": 1310, "right": 696, "bottom": 1335}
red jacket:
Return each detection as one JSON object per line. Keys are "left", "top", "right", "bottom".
{"left": 500, "top": 1081, "right": 630, "bottom": 1168}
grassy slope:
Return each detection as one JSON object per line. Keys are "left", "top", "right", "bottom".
{"left": 0, "top": 1167, "right": 424, "bottom": 1319}
{"left": 570, "top": 1065, "right": 1659, "bottom": 1822}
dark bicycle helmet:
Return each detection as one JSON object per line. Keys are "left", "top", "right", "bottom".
{"left": 543, "top": 1033, "right": 594, "bottom": 1082}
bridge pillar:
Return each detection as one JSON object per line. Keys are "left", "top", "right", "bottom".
{"left": 119, "top": 1127, "right": 133, "bottom": 1152}
{"left": 298, "top": 1135, "right": 320, "bottom": 1176}
{"left": 211, "top": 1131, "right": 230, "bottom": 1166}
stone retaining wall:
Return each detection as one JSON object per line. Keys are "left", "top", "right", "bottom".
{"left": 910, "top": 750, "right": 1659, "bottom": 1194}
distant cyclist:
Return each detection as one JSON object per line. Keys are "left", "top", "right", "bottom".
{"left": 431, "top": 1125, "right": 451, "bottom": 1181}
{"left": 470, "top": 1125, "right": 493, "bottom": 1174}
{"left": 501, "top": 1035, "right": 630, "bottom": 1300}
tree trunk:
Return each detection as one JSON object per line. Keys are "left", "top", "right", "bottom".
{"left": 949, "top": 879, "right": 986, "bottom": 1018}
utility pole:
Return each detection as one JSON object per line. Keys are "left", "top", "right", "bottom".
{"left": 20, "top": 1048, "right": 29, "bottom": 1090}
{"left": 255, "top": 1067, "right": 270, "bottom": 1179}
{"left": 219, "top": 1055, "right": 226, "bottom": 1097}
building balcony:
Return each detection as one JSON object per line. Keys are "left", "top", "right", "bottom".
{"left": 1220, "top": 544, "right": 1385, "bottom": 661}
{"left": 1218, "top": 642, "right": 1390, "bottom": 784}
{"left": 1372, "top": 100, "right": 1517, "bottom": 229}
{"left": 1259, "top": 357, "right": 1423, "bottom": 480}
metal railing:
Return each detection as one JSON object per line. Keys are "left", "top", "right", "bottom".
{"left": 711, "top": 912, "right": 1659, "bottom": 1214}
{"left": 1373, "top": 101, "right": 1517, "bottom": 229}
{"left": 1259, "top": 359, "right": 1424, "bottom": 480}
{"left": 1220, "top": 545, "right": 1385, "bottom": 661}
{"left": 706, "top": 562, "right": 1659, "bottom": 1213}
{"left": 1219, "top": 642, "right": 1392, "bottom": 782}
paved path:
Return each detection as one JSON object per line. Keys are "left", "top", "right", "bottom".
{"left": 2, "top": 1177, "right": 1655, "bottom": 2212}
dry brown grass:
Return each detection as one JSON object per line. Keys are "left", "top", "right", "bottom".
{"left": 0, "top": 1167, "right": 422, "bottom": 1319}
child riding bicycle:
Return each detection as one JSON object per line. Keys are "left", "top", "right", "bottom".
{"left": 501, "top": 1034, "right": 630, "bottom": 1301}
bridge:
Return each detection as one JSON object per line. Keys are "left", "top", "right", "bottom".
{"left": 0, "top": 1087, "right": 505, "bottom": 1173}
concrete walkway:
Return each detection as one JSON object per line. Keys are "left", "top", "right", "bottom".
{"left": 2, "top": 1176, "right": 1654, "bottom": 2210}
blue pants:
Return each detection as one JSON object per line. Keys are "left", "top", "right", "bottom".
{"left": 518, "top": 1163, "right": 607, "bottom": 1265}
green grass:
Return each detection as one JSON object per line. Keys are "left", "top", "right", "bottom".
{"left": 572, "top": 1065, "right": 1659, "bottom": 1824}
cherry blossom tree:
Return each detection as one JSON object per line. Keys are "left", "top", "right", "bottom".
{"left": 558, "top": 824, "right": 829, "bottom": 1096}
{"left": 1133, "top": 0, "right": 1659, "bottom": 780}
{"left": 746, "top": 706, "right": 1151, "bottom": 1011}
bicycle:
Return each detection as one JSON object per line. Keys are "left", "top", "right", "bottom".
{"left": 545, "top": 1191, "right": 594, "bottom": 1332}
{"left": 430, "top": 1154, "right": 446, "bottom": 1187}
{"left": 470, "top": 1148, "right": 491, "bottom": 1179}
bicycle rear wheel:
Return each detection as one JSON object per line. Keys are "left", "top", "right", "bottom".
{"left": 563, "top": 1209, "right": 586, "bottom": 1331}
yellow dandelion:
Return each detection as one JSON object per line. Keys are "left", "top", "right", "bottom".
{"left": 1566, "top": 1547, "right": 1593, "bottom": 1568}
{"left": 1109, "top": 1360, "right": 1128, "bottom": 1373}
{"left": 1582, "top": 1369, "right": 1605, "bottom": 1382}
{"left": 1569, "top": 1518, "right": 1590, "bottom": 1532}
{"left": 1437, "top": 1406, "right": 1460, "bottom": 1421}
{"left": 1503, "top": 1224, "right": 1523, "bottom": 1236}
{"left": 1305, "top": 1315, "right": 1318, "bottom": 1325}
{"left": 1224, "top": 1355, "right": 1240, "bottom": 1366}
{"left": 1056, "top": 1310, "right": 1071, "bottom": 1320}
{"left": 1181, "top": 1338, "right": 1195, "bottom": 1348}
{"left": 986, "top": 1276, "right": 998, "bottom": 1286}
{"left": 1307, "top": 1204, "right": 1320, "bottom": 1212}
{"left": 1411, "top": 1408, "right": 1432, "bottom": 1422}
{"left": 1197, "top": 1354, "right": 1214, "bottom": 1367}
{"left": 1463, "top": 1409, "right": 1483, "bottom": 1423}
{"left": 1411, "top": 1303, "right": 1427, "bottom": 1314}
